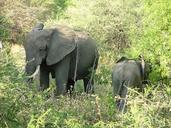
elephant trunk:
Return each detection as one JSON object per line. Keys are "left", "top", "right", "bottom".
{"left": 27, "top": 65, "right": 40, "bottom": 79}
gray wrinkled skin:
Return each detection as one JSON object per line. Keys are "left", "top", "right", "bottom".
{"left": 24, "top": 24, "right": 99, "bottom": 96}
{"left": 112, "top": 57, "right": 150, "bottom": 112}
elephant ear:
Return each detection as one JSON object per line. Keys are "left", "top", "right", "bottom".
{"left": 46, "top": 26, "right": 76, "bottom": 65}
{"left": 116, "top": 56, "right": 128, "bottom": 63}
{"left": 32, "top": 22, "right": 44, "bottom": 31}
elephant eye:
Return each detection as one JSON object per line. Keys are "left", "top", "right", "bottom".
{"left": 39, "top": 46, "right": 45, "bottom": 51}
{"left": 39, "top": 45, "right": 47, "bottom": 51}
{"left": 40, "top": 48, "right": 43, "bottom": 50}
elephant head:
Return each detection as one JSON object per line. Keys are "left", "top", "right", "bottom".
{"left": 24, "top": 24, "right": 76, "bottom": 78}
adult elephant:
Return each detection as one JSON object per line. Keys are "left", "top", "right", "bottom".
{"left": 24, "top": 24, "right": 99, "bottom": 96}
{"left": 112, "top": 56, "right": 151, "bottom": 112}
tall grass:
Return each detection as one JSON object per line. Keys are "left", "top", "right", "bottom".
{"left": 0, "top": 0, "right": 171, "bottom": 127}
{"left": 0, "top": 44, "right": 171, "bottom": 127}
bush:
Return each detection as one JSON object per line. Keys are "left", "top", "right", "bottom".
{"left": 0, "top": 16, "right": 10, "bottom": 41}
{"left": 0, "top": 0, "right": 171, "bottom": 127}
{"left": 125, "top": 0, "right": 171, "bottom": 81}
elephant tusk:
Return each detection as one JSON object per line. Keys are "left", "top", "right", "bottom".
{"left": 27, "top": 65, "right": 40, "bottom": 79}
{"left": 26, "top": 58, "right": 35, "bottom": 64}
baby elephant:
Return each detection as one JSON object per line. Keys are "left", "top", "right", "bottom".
{"left": 112, "top": 56, "right": 151, "bottom": 112}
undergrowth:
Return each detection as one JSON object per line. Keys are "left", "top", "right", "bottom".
{"left": 1, "top": 0, "right": 171, "bottom": 127}
{"left": 0, "top": 45, "right": 171, "bottom": 128}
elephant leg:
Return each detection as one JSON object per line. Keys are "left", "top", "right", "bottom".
{"left": 66, "top": 79, "right": 75, "bottom": 94}
{"left": 112, "top": 78, "right": 120, "bottom": 97}
{"left": 39, "top": 65, "right": 50, "bottom": 91}
{"left": 83, "top": 77, "right": 94, "bottom": 93}
{"left": 118, "top": 84, "right": 128, "bottom": 112}
{"left": 138, "top": 83, "right": 144, "bottom": 93}
{"left": 54, "top": 55, "right": 70, "bottom": 96}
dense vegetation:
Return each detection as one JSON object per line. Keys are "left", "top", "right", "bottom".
{"left": 0, "top": 0, "right": 171, "bottom": 127}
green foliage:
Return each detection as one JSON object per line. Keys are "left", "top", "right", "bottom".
{"left": 0, "top": 47, "right": 171, "bottom": 128}
{"left": 57, "top": 0, "right": 131, "bottom": 51}
{"left": 30, "top": 0, "right": 71, "bottom": 19}
{"left": 0, "top": 16, "right": 10, "bottom": 41}
{"left": 1, "top": 0, "right": 71, "bottom": 44}
{"left": 0, "top": 0, "right": 171, "bottom": 127}
{"left": 125, "top": 0, "right": 171, "bottom": 81}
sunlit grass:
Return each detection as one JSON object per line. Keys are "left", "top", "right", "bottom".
{"left": 0, "top": 44, "right": 171, "bottom": 127}
{"left": 1, "top": 0, "right": 171, "bottom": 127}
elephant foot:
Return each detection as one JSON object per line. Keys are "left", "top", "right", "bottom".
{"left": 86, "top": 83, "right": 94, "bottom": 94}
{"left": 118, "top": 99, "right": 127, "bottom": 113}
{"left": 37, "top": 86, "right": 43, "bottom": 91}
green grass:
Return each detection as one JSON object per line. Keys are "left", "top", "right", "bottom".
{"left": 1, "top": 0, "right": 171, "bottom": 127}
{"left": 0, "top": 45, "right": 171, "bottom": 128}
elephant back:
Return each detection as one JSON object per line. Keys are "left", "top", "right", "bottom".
{"left": 55, "top": 25, "right": 75, "bottom": 40}
{"left": 75, "top": 31, "right": 89, "bottom": 39}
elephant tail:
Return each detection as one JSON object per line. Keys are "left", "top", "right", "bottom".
{"left": 89, "top": 48, "right": 99, "bottom": 82}
{"left": 85, "top": 48, "right": 99, "bottom": 93}
{"left": 73, "top": 41, "right": 79, "bottom": 82}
